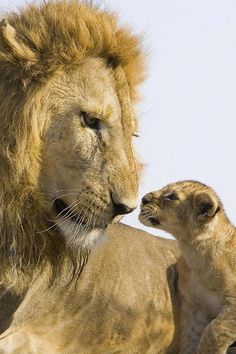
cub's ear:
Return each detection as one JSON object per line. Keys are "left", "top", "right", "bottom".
{"left": 193, "top": 192, "right": 218, "bottom": 221}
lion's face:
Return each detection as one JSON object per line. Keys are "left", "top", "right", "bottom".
{"left": 39, "top": 58, "right": 140, "bottom": 247}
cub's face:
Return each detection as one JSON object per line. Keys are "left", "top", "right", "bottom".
{"left": 139, "top": 181, "right": 220, "bottom": 240}
{"left": 39, "top": 58, "right": 140, "bottom": 247}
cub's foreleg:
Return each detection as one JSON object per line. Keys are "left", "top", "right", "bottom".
{"left": 196, "top": 305, "right": 236, "bottom": 354}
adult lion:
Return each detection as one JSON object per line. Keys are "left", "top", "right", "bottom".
{"left": 0, "top": 2, "right": 180, "bottom": 353}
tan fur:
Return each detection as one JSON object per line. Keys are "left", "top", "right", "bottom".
{"left": 0, "top": 2, "right": 183, "bottom": 353}
{"left": 0, "top": 224, "right": 181, "bottom": 354}
{"left": 140, "top": 181, "right": 236, "bottom": 354}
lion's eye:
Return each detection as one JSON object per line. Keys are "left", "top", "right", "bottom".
{"left": 163, "top": 192, "right": 178, "bottom": 201}
{"left": 81, "top": 112, "right": 100, "bottom": 130}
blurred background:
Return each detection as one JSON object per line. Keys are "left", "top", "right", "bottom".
{"left": 1, "top": 0, "right": 236, "bottom": 238}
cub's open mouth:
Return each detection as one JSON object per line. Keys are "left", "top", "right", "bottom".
{"left": 148, "top": 217, "right": 160, "bottom": 226}
{"left": 139, "top": 209, "right": 161, "bottom": 227}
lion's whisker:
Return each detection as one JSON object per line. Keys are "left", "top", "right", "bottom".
{"left": 50, "top": 193, "right": 81, "bottom": 207}
{"left": 70, "top": 207, "right": 85, "bottom": 242}
{"left": 37, "top": 220, "right": 59, "bottom": 234}
{"left": 38, "top": 202, "right": 80, "bottom": 234}
{"left": 54, "top": 195, "right": 87, "bottom": 224}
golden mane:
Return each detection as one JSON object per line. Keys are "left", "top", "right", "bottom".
{"left": 0, "top": 1, "right": 145, "bottom": 97}
{"left": 0, "top": 1, "right": 145, "bottom": 293}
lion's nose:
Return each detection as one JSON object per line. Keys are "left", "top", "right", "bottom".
{"left": 113, "top": 202, "right": 135, "bottom": 216}
{"left": 111, "top": 192, "right": 136, "bottom": 216}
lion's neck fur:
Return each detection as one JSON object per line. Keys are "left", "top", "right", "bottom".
{"left": 0, "top": 157, "right": 90, "bottom": 295}
{"left": 0, "top": 103, "right": 67, "bottom": 294}
{"left": 0, "top": 179, "right": 60, "bottom": 294}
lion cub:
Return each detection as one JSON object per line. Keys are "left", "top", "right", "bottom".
{"left": 139, "top": 180, "right": 236, "bottom": 354}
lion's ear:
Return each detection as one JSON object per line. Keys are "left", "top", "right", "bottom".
{"left": 193, "top": 191, "right": 218, "bottom": 221}
{"left": 0, "top": 18, "right": 36, "bottom": 61}
{"left": 0, "top": 18, "right": 37, "bottom": 85}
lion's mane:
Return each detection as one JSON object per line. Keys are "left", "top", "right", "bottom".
{"left": 0, "top": 1, "right": 145, "bottom": 292}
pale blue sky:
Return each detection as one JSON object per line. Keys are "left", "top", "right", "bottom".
{"left": 109, "top": 0, "right": 236, "bottom": 237}
{"left": 1, "top": 0, "right": 236, "bottom": 238}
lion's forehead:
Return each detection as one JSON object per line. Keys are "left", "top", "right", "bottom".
{"left": 47, "top": 59, "right": 136, "bottom": 135}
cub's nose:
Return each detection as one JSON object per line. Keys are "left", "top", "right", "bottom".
{"left": 142, "top": 193, "right": 153, "bottom": 205}
{"left": 113, "top": 203, "right": 135, "bottom": 216}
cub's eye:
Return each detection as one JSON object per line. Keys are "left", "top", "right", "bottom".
{"left": 81, "top": 112, "right": 100, "bottom": 130}
{"left": 163, "top": 192, "right": 178, "bottom": 201}
{"left": 133, "top": 133, "right": 140, "bottom": 138}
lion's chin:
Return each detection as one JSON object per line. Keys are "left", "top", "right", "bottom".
{"left": 58, "top": 219, "right": 106, "bottom": 250}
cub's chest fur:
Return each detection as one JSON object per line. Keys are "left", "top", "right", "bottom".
{"left": 188, "top": 271, "right": 226, "bottom": 318}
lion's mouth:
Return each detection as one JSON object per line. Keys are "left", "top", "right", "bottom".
{"left": 54, "top": 199, "right": 87, "bottom": 226}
